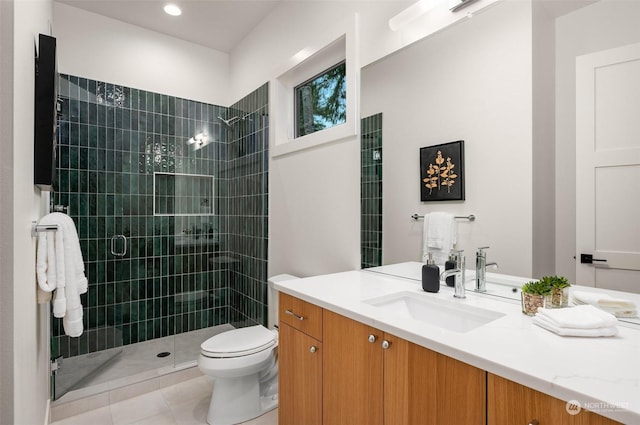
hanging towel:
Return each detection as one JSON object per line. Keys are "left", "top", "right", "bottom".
{"left": 532, "top": 305, "right": 618, "bottom": 337}
{"left": 422, "top": 212, "right": 456, "bottom": 265}
{"left": 572, "top": 290, "right": 637, "bottom": 318}
{"left": 35, "top": 212, "right": 88, "bottom": 337}
{"left": 36, "top": 231, "right": 57, "bottom": 292}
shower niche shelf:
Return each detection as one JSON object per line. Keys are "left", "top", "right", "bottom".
{"left": 153, "top": 172, "right": 215, "bottom": 216}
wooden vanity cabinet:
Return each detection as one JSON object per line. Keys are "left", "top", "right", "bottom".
{"left": 488, "top": 374, "right": 621, "bottom": 425}
{"left": 323, "top": 310, "right": 486, "bottom": 425}
{"left": 278, "top": 293, "right": 323, "bottom": 425}
{"left": 322, "top": 309, "right": 384, "bottom": 425}
{"left": 279, "top": 294, "right": 622, "bottom": 425}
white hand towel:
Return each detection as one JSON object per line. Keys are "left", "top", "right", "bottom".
{"left": 532, "top": 316, "right": 618, "bottom": 337}
{"left": 58, "top": 214, "right": 88, "bottom": 295}
{"left": 36, "top": 212, "right": 88, "bottom": 336}
{"left": 36, "top": 232, "right": 57, "bottom": 292}
{"left": 572, "top": 290, "right": 637, "bottom": 317}
{"left": 422, "top": 212, "right": 456, "bottom": 265}
{"left": 535, "top": 305, "right": 618, "bottom": 329}
{"left": 52, "top": 220, "right": 67, "bottom": 318}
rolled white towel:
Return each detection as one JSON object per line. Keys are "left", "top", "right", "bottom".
{"left": 572, "top": 290, "right": 637, "bottom": 318}
{"left": 535, "top": 305, "right": 618, "bottom": 329}
{"left": 532, "top": 316, "right": 618, "bottom": 337}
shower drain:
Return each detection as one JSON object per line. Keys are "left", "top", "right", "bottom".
{"left": 157, "top": 352, "right": 171, "bottom": 358}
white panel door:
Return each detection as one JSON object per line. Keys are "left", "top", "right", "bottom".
{"left": 576, "top": 42, "right": 640, "bottom": 293}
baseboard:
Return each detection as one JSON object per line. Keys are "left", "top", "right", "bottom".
{"left": 44, "top": 398, "right": 50, "bottom": 425}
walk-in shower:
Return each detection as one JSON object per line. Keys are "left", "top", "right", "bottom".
{"left": 51, "top": 75, "right": 269, "bottom": 403}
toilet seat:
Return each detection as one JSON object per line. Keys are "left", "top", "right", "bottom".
{"left": 201, "top": 325, "right": 277, "bottom": 358}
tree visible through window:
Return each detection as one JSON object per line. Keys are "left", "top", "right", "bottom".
{"left": 295, "top": 61, "right": 346, "bottom": 138}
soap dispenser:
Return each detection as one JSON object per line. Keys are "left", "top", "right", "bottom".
{"left": 422, "top": 253, "right": 440, "bottom": 293}
{"left": 444, "top": 250, "right": 457, "bottom": 287}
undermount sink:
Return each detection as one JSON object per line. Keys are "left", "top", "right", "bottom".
{"left": 364, "top": 291, "right": 506, "bottom": 333}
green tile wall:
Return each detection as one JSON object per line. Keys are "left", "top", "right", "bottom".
{"left": 361, "top": 113, "right": 383, "bottom": 269}
{"left": 224, "top": 84, "right": 270, "bottom": 327}
{"left": 52, "top": 75, "right": 269, "bottom": 358}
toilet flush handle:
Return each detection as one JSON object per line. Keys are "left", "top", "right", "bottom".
{"left": 285, "top": 309, "right": 305, "bottom": 321}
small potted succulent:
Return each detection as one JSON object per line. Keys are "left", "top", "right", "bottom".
{"left": 540, "top": 275, "right": 571, "bottom": 308}
{"left": 521, "top": 280, "right": 551, "bottom": 315}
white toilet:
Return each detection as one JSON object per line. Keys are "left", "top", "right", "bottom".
{"left": 198, "top": 274, "right": 298, "bottom": 425}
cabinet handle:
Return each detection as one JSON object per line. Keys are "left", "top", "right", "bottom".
{"left": 368, "top": 334, "right": 377, "bottom": 343}
{"left": 285, "top": 309, "right": 305, "bottom": 321}
{"left": 528, "top": 420, "right": 539, "bottom": 425}
{"left": 381, "top": 340, "right": 390, "bottom": 349}
{"left": 309, "top": 346, "right": 317, "bottom": 353}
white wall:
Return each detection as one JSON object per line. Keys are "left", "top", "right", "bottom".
{"left": 361, "top": 1, "right": 533, "bottom": 277}
{"left": 229, "top": 0, "right": 501, "bottom": 102}
{"left": 0, "top": 2, "right": 14, "bottom": 423}
{"left": 8, "top": 1, "right": 54, "bottom": 424}
{"left": 53, "top": 2, "right": 230, "bottom": 106}
{"left": 555, "top": 0, "right": 640, "bottom": 283}
{"left": 230, "top": 0, "right": 499, "bottom": 278}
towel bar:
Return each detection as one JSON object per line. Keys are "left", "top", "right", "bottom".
{"left": 411, "top": 213, "right": 476, "bottom": 222}
{"left": 31, "top": 221, "right": 59, "bottom": 238}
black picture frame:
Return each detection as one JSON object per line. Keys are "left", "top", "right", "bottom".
{"left": 420, "top": 140, "right": 465, "bottom": 202}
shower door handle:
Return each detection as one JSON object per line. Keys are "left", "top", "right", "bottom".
{"left": 110, "top": 235, "right": 127, "bottom": 257}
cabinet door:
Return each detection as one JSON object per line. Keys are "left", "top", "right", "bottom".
{"left": 488, "top": 374, "right": 621, "bottom": 425}
{"left": 384, "top": 334, "right": 486, "bottom": 425}
{"left": 279, "top": 323, "right": 322, "bottom": 425}
{"left": 323, "top": 310, "right": 383, "bottom": 425}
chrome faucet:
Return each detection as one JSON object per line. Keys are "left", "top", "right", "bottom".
{"left": 475, "top": 246, "right": 498, "bottom": 293}
{"left": 440, "top": 250, "right": 466, "bottom": 299}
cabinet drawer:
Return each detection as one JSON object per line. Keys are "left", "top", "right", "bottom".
{"left": 279, "top": 293, "right": 323, "bottom": 340}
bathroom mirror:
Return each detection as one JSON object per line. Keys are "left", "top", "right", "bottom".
{"left": 359, "top": 0, "right": 640, "bottom": 324}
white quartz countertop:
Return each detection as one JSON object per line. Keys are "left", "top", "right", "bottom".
{"left": 273, "top": 263, "right": 640, "bottom": 423}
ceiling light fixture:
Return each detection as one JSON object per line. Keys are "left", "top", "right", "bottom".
{"left": 164, "top": 4, "right": 182, "bottom": 16}
{"left": 388, "top": 0, "right": 438, "bottom": 31}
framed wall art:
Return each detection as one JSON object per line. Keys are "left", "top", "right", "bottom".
{"left": 420, "top": 140, "right": 465, "bottom": 202}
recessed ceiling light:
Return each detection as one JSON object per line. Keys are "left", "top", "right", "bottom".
{"left": 164, "top": 4, "right": 182, "bottom": 16}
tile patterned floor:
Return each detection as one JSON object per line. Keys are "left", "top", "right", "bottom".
{"left": 50, "top": 375, "right": 278, "bottom": 425}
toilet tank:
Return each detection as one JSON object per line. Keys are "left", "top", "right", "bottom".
{"left": 267, "top": 274, "right": 299, "bottom": 329}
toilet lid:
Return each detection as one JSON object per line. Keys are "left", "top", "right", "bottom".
{"left": 201, "top": 325, "right": 276, "bottom": 358}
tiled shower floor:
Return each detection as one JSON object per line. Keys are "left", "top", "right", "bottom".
{"left": 55, "top": 324, "right": 235, "bottom": 403}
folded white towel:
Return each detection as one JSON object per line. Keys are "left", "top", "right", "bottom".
{"left": 535, "top": 305, "right": 618, "bottom": 329}
{"left": 532, "top": 316, "right": 618, "bottom": 337}
{"left": 36, "top": 212, "right": 88, "bottom": 336}
{"left": 572, "top": 290, "right": 637, "bottom": 318}
{"left": 422, "top": 212, "right": 456, "bottom": 265}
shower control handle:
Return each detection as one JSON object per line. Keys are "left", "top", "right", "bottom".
{"left": 285, "top": 309, "right": 304, "bottom": 321}
{"left": 110, "top": 235, "right": 127, "bottom": 257}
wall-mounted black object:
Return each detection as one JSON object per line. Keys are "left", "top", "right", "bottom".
{"left": 420, "top": 140, "right": 465, "bottom": 202}
{"left": 34, "top": 33, "right": 58, "bottom": 191}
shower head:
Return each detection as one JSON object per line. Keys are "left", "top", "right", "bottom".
{"left": 217, "top": 115, "right": 240, "bottom": 127}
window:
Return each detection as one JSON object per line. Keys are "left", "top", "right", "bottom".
{"left": 295, "top": 61, "right": 346, "bottom": 138}
{"left": 272, "top": 26, "right": 359, "bottom": 157}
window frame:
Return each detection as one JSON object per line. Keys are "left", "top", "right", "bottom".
{"left": 271, "top": 28, "right": 359, "bottom": 158}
